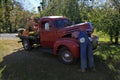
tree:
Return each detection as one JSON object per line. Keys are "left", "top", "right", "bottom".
{"left": 0, "top": 0, "right": 34, "bottom": 33}
{"left": 39, "top": 0, "right": 81, "bottom": 23}
{"left": 61, "top": 0, "right": 81, "bottom": 23}
{"left": 109, "top": 0, "right": 120, "bottom": 44}
{"left": 87, "top": 1, "right": 120, "bottom": 44}
{"left": 0, "top": 0, "right": 13, "bottom": 32}
{"left": 0, "top": 7, "right": 5, "bottom": 32}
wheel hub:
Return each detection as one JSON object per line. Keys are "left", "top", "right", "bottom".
{"left": 64, "top": 53, "right": 70, "bottom": 58}
{"left": 62, "top": 51, "right": 73, "bottom": 62}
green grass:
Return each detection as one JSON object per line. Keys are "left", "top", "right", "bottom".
{"left": 0, "top": 40, "right": 21, "bottom": 61}
{"left": 93, "top": 30, "right": 120, "bottom": 42}
{"left": 0, "top": 39, "right": 120, "bottom": 80}
{"left": 94, "top": 43, "right": 120, "bottom": 80}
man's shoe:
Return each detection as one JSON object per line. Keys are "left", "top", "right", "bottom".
{"left": 91, "top": 67, "right": 96, "bottom": 72}
{"left": 81, "top": 69, "right": 86, "bottom": 72}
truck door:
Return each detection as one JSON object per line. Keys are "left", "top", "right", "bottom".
{"left": 40, "top": 20, "right": 58, "bottom": 48}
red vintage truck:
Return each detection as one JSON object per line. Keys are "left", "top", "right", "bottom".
{"left": 18, "top": 16, "right": 98, "bottom": 64}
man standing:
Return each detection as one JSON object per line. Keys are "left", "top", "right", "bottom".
{"left": 78, "top": 30, "right": 95, "bottom": 72}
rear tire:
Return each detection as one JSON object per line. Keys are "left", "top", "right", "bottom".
{"left": 58, "top": 47, "right": 77, "bottom": 64}
{"left": 22, "top": 39, "right": 32, "bottom": 51}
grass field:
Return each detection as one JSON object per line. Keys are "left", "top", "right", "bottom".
{"left": 0, "top": 39, "right": 120, "bottom": 80}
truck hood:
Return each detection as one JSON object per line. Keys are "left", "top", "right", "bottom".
{"left": 57, "top": 22, "right": 93, "bottom": 37}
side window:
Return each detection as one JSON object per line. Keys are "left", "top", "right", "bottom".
{"left": 63, "top": 20, "right": 70, "bottom": 27}
{"left": 41, "top": 21, "right": 51, "bottom": 31}
{"left": 54, "top": 20, "right": 64, "bottom": 28}
{"left": 54, "top": 19, "right": 70, "bottom": 28}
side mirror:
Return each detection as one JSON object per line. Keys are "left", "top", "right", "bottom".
{"left": 45, "top": 22, "right": 50, "bottom": 31}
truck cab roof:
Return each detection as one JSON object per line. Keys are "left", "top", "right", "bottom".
{"left": 42, "top": 16, "right": 64, "bottom": 19}
{"left": 40, "top": 16, "right": 68, "bottom": 20}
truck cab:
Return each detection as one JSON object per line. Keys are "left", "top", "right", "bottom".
{"left": 39, "top": 16, "right": 70, "bottom": 47}
{"left": 18, "top": 16, "right": 98, "bottom": 64}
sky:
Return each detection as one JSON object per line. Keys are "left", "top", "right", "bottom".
{"left": 17, "top": 0, "right": 42, "bottom": 13}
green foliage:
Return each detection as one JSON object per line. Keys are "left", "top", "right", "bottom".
{"left": 0, "top": 0, "right": 34, "bottom": 33}
{"left": 96, "top": 43, "right": 120, "bottom": 61}
{"left": 39, "top": 0, "right": 120, "bottom": 43}
{"left": 85, "top": 1, "right": 120, "bottom": 44}
{"left": 40, "top": 0, "right": 81, "bottom": 23}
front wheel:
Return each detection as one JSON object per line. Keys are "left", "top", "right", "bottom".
{"left": 58, "top": 47, "right": 77, "bottom": 64}
{"left": 22, "top": 39, "right": 32, "bottom": 50}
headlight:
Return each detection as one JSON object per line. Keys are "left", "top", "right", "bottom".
{"left": 79, "top": 37, "right": 85, "bottom": 43}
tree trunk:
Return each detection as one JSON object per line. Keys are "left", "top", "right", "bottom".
{"left": 109, "top": 29, "right": 113, "bottom": 43}
{"left": 9, "top": 22, "right": 12, "bottom": 32}
{"left": 110, "top": 35, "right": 113, "bottom": 43}
{"left": 0, "top": 27, "right": 1, "bottom": 33}
{"left": 114, "top": 31, "right": 119, "bottom": 45}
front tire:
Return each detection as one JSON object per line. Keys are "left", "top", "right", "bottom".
{"left": 58, "top": 47, "right": 77, "bottom": 64}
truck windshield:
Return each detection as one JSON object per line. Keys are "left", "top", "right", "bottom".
{"left": 54, "top": 19, "right": 70, "bottom": 28}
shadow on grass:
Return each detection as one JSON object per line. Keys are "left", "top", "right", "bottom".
{"left": 0, "top": 45, "right": 120, "bottom": 80}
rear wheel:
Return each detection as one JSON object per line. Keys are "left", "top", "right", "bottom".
{"left": 58, "top": 47, "right": 77, "bottom": 64}
{"left": 22, "top": 39, "right": 32, "bottom": 50}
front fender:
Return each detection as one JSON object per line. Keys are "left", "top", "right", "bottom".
{"left": 54, "top": 38, "right": 79, "bottom": 58}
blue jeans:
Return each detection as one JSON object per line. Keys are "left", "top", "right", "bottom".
{"left": 80, "top": 42, "right": 95, "bottom": 69}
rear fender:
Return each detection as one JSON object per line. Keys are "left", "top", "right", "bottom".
{"left": 54, "top": 38, "right": 79, "bottom": 58}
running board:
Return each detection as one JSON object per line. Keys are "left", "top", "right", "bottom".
{"left": 37, "top": 46, "right": 53, "bottom": 54}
